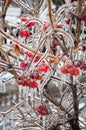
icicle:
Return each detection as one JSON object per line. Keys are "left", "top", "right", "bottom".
{"left": 34, "top": 89, "right": 37, "bottom": 98}
{"left": 7, "top": 96, "right": 11, "bottom": 106}
{"left": 0, "top": 79, "right": 3, "bottom": 92}
{"left": 25, "top": 87, "right": 29, "bottom": 102}
{"left": 42, "top": 116, "right": 46, "bottom": 130}
{"left": 1, "top": 100, "right": 5, "bottom": 107}
{"left": 3, "top": 122, "right": 5, "bottom": 130}
{"left": 73, "top": 76, "right": 78, "bottom": 85}
{"left": 13, "top": 93, "right": 16, "bottom": 101}
{"left": 22, "top": 86, "right": 27, "bottom": 99}
{"left": 61, "top": 74, "right": 67, "bottom": 84}
{"left": 11, "top": 111, "right": 14, "bottom": 129}
{"left": 19, "top": 85, "right": 23, "bottom": 101}
{"left": 2, "top": 82, "right": 6, "bottom": 93}
{"left": 30, "top": 88, "right": 34, "bottom": 107}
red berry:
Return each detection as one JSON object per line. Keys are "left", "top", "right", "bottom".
{"left": 30, "top": 71, "right": 42, "bottom": 80}
{"left": 72, "top": 68, "right": 79, "bottom": 76}
{"left": 14, "top": 44, "right": 20, "bottom": 50}
{"left": 8, "top": 0, "right": 12, "bottom": 4}
{"left": 18, "top": 80, "right": 23, "bottom": 85}
{"left": 21, "top": 17, "right": 27, "bottom": 22}
{"left": 20, "top": 62, "right": 28, "bottom": 70}
{"left": 37, "top": 61, "right": 50, "bottom": 73}
{"left": 51, "top": 42, "right": 59, "bottom": 49}
{"left": 71, "top": 0, "right": 77, "bottom": 2}
{"left": 43, "top": 22, "right": 50, "bottom": 30}
{"left": 50, "top": 59, "right": 55, "bottom": 63}
{"left": 38, "top": 65, "right": 50, "bottom": 73}
{"left": 68, "top": 66, "right": 79, "bottom": 76}
{"left": 66, "top": 19, "right": 70, "bottom": 25}
{"left": 17, "top": 76, "right": 23, "bottom": 85}
{"left": 34, "top": 74, "right": 42, "bottom": 80}
{"left": 35, "top": 105, "right": 48, "bottom": 116}
{"left": 29, "top": 80, "right": 38, "bottom": 88}
{"left": 26, "top": 31, "right": 31, "bottom": 38}
{"left": 56, "top": 24, "right": 62, "bottom": 28}
{"left": 18, "top": 30, "right": 30, "bottom": 38}
{"left": 50, "top": 59, "right": 59, "bottom": 64}
{"left": 25, "top": 21, "right": 35, "bottom": 27}
{"left": 24, "top": 51, "right": 33, "bottom": 58}
{"left": 74, "top": 60, "right": 82, "bottom": 68}
{"left": 82, "top": 45, "right": 86, "bottom": 51}
{"left": 60, "top": 65, "right": 69, "bottom": 74}
{"left": 80, "top": 64, "right": 86, "bottom": 71}
{"left": 37, "top": 67, "right": 45, "bottom": 72}
{"left": 34, "top": 55, "right": 40, "bottom": 62}
{"left": 44, "top": 65, "right": 50, "bottom": 71}
{"left": 23, "top": 77, "right": 29, "bottom": 86}
{"left": 82, "top": 13, "right": 86, "bottom": 22}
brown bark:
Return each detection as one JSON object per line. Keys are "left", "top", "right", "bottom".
{"left": 75, "top": 0, "right": 83, "bottom": 48}
{"left": 70, "top": 76, "right": 80, "bottom": 130}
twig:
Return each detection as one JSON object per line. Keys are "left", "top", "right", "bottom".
{"left": 0, "top": 101, "right": 24, "bottom": 122}
{"left": 75, "top": 0, "right": 83, "bottom": 47}
{"left": 0, "top": 28, "right": 58, "bottom": 59}
{"left": 47, "top": 0, "right": 54, "bottom": 29}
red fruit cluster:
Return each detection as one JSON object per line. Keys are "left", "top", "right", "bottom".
{"left": 18, "top": 30, "right": 30, "bottom": 38}
{"left": 18, "top": 76, "right": 38, "bottom": 88}
{"left": 74, "top": 60, "right": 86, "bottom": 71}
{"left": 61, "top": 60, "right": 86, "bottom": 76}
{"left": 24, "top": 52, "right": 41, "bottom": 63}
{"left": 28, "top": 80, "right": 38, "bottom": 88}
{"left": 35, "top": 105, "right": 48, "bottom": 116}
{"left": 24, "top": 51, "right": 33, "bottom": 58}
{"left": 67, "top": 66, "right": 80, "bottom": 76}
{"left": 60, "top": 64, "right": 80, "bottom": 76}
{"left": 37, "top": 62, "right": 50, "bottom": 73}
{"left": 25, "top": 21, "right": 35, "bottom": 27}
{"left": 18, "top": 76, "right": 28, "bottom": 86}
{"left": 30, "top": 71, "right": 42, "bottom": 80}
{"left": 34, "top": 74, "right": 42, "bottom": 80}
{"left": 60, "top": 65, "right": 69, "bottom": 74}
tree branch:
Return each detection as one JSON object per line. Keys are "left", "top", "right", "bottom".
{"left": 75, "top": 0, "right": 83, "bottom": 47}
